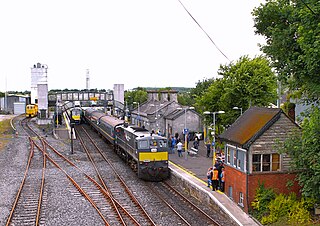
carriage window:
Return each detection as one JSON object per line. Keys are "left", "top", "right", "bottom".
{"left": 150, "top": 140, "right": 157, "bottom": 147}
{"left": 158, "top": 139, "right": 167, "bottom": 148}
{"left": 138, "top": 140, "right": 149, "bottom": 149}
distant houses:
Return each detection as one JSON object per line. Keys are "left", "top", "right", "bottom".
{"left": 219, "top": 106, "right": 301, "bottom": 213}
{"left": 130, "top": 90, "right": 202, "bottom": 139}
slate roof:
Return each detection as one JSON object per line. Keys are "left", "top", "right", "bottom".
{"left": 131, "top": 100, "right": 174, "bottom": 117}
{"left": 218, "top": 107, "right": 282, "bottom": 148}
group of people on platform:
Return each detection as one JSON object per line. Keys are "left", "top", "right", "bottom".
{"left": 168, "top": 133, "right": 200, "bottom": 157}
{"left": 207, "top": 159, "right": 225, "bottom": 192}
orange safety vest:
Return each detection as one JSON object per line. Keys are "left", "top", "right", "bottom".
{"left": 212, "top": 169, "right": 218, "bottom": 180}
{"left": 221, "top": 171, "right": 225, "bottom": 182}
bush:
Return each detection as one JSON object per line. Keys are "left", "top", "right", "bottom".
{"left": 252, "top": 184, "right": 315, "bottom": 225}
{"left": 251, "top": 183, "right": 276, "bottom": 220}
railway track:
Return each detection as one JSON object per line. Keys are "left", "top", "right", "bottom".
{"left": 149, "top": 181, "right": 221, "bottom": 226}
{"left": 4, "top": 117, "right": 231, "bottom": 225}
{"left": 76, "top": 125, "right": 156, "bottom": 226}
{"left": 6, "top": 118, "right": 46, "bottom": 226}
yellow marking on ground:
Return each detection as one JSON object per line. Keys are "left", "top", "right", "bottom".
{"left": 169, "top": 160, "right": 208, "bottom": 186}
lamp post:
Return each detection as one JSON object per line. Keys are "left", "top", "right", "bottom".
{"left": 204, "top": 110, "right": 225, "bottom": 166}
{"left": 133, "top": 101, "right": 140, "bottom": 126}
{"left": 177, "top": 106, "right": 195, "bottom": 158}
{"left": 233, "top": 106, "right": 243, "bottom": 115}
{"left": 70, "top": 121, "right": 75, "bottom": 154}
{"left": 150, "top": 103, "right": 163, "bottom": 133}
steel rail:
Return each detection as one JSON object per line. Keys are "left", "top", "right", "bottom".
{"left": 8, "top": 118, "right": 46, "bottom": 226}
{"left": 43, "top": 138, "right": 153, "bottom": 225}
{"left": 76, "top": 129, "right": 127, "bottom": 225}
{"left": 32, "top": 140, "right": 111, "bottom": 226}
{"left": 36, "top": 138, "right": 47, "bottom": 226}
{"left": 21, "top": 117, "right": 47, "bottom": 226}
{"left": 6, "top": 137, "right": 35, "bottom": 226}
{"left": 163, "top": 181, "right": 221, "bottom": 226}
{"left": 149, "top": 185, "right": 192, "bottom": 226}
{"left": 80, "top": 126, "right": 156, "bottom": 226}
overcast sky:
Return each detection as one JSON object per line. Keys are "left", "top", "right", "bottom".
{"left": 0, "top": 0, "right": 265, "bottom": 92}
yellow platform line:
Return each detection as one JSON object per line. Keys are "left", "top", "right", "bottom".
{"left": 169, "top": 160, "right": 207, "bottom": 186}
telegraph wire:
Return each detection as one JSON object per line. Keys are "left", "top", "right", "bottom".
{"left": 177, "top": 0, "right": 231, "bottom": 62}
{"left": 300, "top": 0, "right": 317, "bottom": 16}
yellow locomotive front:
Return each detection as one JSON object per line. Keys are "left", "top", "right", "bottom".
{"left": 26, "top": 104, "right": 38, "bottom": 117}
{"left": 136, "top": 136, "right": 170, "bottom": 181}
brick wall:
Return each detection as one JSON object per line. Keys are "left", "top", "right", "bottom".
{"left": 224, "top": 165, "right": 248, "bottom": 212}
{"left": 225, "top": 165, "right": 301, "bottom": 213}
{"left": 248, "top": 172, "right": 301, "bottom": 211}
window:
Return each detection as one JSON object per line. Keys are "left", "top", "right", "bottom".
{"left": 228, "top": 186, "right": 233, "bottom": 200}
{"left": 262, "top": 154, "right": 271, "bottom": 171}
{"left": 230, "top": 149, "right": 234, "bottom": 166}
{"left": 158, "top": 139, "right": 167, "bottom": 148}
{"left": 272, "top": 153, "right": 280, "bottom": 171}
{"left": 138, "top": 140, "right": 149, "bottom": 149}
{"left": 252, "top": 154, "right": 261, "bottom": 171}
{"left": 150, "top": 140, "right": 157, "bottom": 147}
{"left": 239, "top": 192, "right": 244, "bottom": 207}
{"left": 252, "top": 153, "right": 280, "bottom": 172}
{"left": 226, "top": 146, "right": 246, "bottom": 172}
{"left": 227, "top": 149, "right": 231, "bottom": 164}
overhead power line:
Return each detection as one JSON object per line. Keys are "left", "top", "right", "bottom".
{"left": 177, "top": 0, "right": 231, "bottom": 62}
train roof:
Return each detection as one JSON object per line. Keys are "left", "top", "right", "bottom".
{"left": 100, "top": 115, "right": 124, "bottom": 127}
{"left": 119, "top": 125, "right": 165, "bottom": 140}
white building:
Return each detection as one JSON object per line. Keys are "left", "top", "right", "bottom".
{"left": 31, "top": 63, "right": 48, "bottom": 104}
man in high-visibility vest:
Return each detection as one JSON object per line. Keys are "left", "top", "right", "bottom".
{"left": 211, "top": 167, "right": 219, "bottom": 191}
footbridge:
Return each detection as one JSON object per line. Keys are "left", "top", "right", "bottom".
{"left": 48, "top": 90, "right": 114, "bottom": 107}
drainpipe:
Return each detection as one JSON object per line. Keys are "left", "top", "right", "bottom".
{"left": 246, "top": 147, "right": 249, "bottom": 212}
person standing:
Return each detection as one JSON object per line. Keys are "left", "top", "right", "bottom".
{"left": 217, "top": 162, "right": 224, "bottom": 190}
{"left": 193, "top": 137, "right": 199, "bottom": 150}
{"left": 206, "top": 167, "right": 213, "bottom": 187}
{"left": 211, "top": 167, "right": 219, "bottom": 191}
{"left": 171, "top": 136, "right": 177, "bottom": 154}
{"left": 206, "top": 141, "right": 211, "bottom": 158}
{"left": 177, "top": 141, "right": 183, "bottom": 157}
{"left": 220, "top": 167, "right": 225, "bottom": 192}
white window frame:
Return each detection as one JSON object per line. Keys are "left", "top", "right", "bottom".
{"left": 252, "top": 153, "right": 281, "bottom": 172}
{"left": 238, "top": 192, "right": 244, "bottom": 207}
{"left": 226, "top": 144, "right": 247, "bottom": 172}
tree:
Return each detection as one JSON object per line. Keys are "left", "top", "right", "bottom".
{"left": 124, "top": 88, "right": 147, "bottom": 108}
{"left": 279, "top": 106, "right": 320, "bottom": 203}
{"left": 197, "top": 56, "right": 277, "bottom": 126}
{"left": 252, "top": 0, "right": 320, "bottom": 101}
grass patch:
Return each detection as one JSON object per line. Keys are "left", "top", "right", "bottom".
{"left": 0, "top": 119, "right": 14, "bottom": 151}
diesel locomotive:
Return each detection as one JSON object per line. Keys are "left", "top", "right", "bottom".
{"left": 84, "top": 108, "right": 169, "bottom": 181}
{"left": 70, "top": 107, "right": 83, "bottom": 124}
{"left": 26, "top": 104, "right": 38, "bottom": 117}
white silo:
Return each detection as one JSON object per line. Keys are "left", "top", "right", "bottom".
{"left": 31, "top": 63, "right": 48, "bottom": 104}
{"left": 37, "top": 76, "right": 48, "bottom": 118}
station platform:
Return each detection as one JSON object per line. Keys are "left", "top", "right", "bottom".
{"left": 168, "top": 141, "right": 259, "bottom": 226}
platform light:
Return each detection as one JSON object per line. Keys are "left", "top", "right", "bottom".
{"left": 203, "top": 110, "right": 225, "bottom": 166}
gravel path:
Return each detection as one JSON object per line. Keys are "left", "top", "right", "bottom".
{"left": 0, "top": 119, "right": 103, "bottom": 226}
